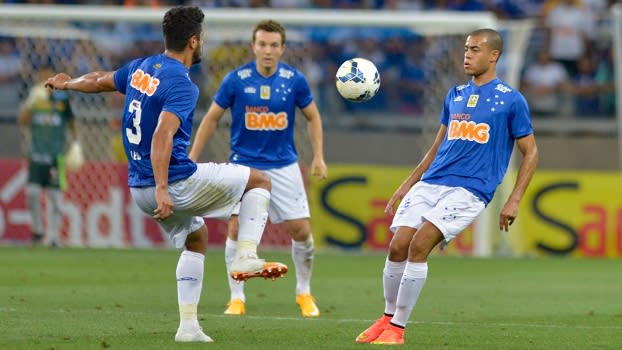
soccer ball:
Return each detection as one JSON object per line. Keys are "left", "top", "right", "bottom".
{"left": 335, "top": 58, "right": 380, "bottom": 102}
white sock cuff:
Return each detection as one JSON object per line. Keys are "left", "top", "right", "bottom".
{"left": 292, "top": 236, "right": 314, "bottom": 249}
{"left": 225, "top": 238, "right": 237, "bottom": 249}
{"left": 181, "top": 250, "right": 205, "bottom": 262}
{"left": 245, "top": 187, "right": 270, "bottom": 200}
{"left": 384, "top": 259, "right": 407, "bottom": 274}
{"left": 403, "top": 262, "right": 428, "bottom": 279}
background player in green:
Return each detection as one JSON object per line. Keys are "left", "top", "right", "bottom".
{"left": 18, "top": 66, "right": 80, "bottom": 247}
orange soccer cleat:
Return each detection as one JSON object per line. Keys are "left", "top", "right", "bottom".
{"left": 355, "top": 315, "right": 391, "bottom": 343}
{"left": 371, "top": 324, "right": 405, "bottom": 345}
{"left": 230, "top": 255, "right": 288, "bottom": 282}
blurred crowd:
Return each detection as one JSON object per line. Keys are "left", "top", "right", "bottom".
{"left": 0, "top": 0, "right": 619, "bottom": 125}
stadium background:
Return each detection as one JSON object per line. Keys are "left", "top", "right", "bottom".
{"left": 0, "top": 1, "right": 621, "bottom": 258}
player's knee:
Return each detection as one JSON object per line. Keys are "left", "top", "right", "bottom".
{"left": 247, "top": 169, "right": 271, "bottom": 192}
{"left": 227, "top": 216, "right": 239, "bottom": 240}
{"left": 287, "top": 219, "right": 311, "bottom": 241}
{"left": 185, "top": 226, "right": 208, "bottom": 253}
{"left": 387, "top": 238, "right": 409, "bottom": 261}
{"left": 408, "top": 239, "right": 434, "bottom": 261}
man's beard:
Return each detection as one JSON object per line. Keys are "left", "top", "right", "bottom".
{"left": 192, "top": 48, "right": 202, "bottom": 65}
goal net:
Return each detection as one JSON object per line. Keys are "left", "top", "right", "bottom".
{"left": 0, "top": 5, "right": 529, "bottom": 253}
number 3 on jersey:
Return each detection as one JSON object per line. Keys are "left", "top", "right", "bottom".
{"left": 126, "top": 99, "right": 142, "bottom": 145}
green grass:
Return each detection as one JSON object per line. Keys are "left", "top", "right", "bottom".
{"left": 1, "top": 246, "right": 621, "bottom": 350}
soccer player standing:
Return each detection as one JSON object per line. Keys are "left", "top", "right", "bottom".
{"left": 355, "top": 28, "right": 538, "bottom": 345}
{"left": 18, "top": 66, "right": 79, "bottom": 247}
{"left": 45, "top": 6, "right": 287, "bottom": 343}
{"left": 189, "top": 19, "right": 327, "bottom": 317}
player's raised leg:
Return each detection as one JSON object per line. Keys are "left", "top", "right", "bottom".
{"left": 229, "top": 168, "right": 288, "bottom": 282}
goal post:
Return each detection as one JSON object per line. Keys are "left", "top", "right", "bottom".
{"left": 0, "top": 5, "right": 533, "bottom": 254}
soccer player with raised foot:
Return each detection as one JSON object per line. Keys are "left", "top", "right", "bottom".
{"left": 190, "top": 19, "right": 327, "bottom": 318}
{"left": 44, "top": 6, "right": 286, "bottom": 343}
{"left": 355, "top": 28, "right": 538, "bottom": 345}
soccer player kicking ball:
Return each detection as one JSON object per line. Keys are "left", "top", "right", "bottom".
{"left": 355, "top": 28, "right": 538, "bottom": 345}
{"left": 45, "top": 6, "right": 287, "bottom": 343}
{"left": 189, "top": 19, "right": 327, "bottom": 317}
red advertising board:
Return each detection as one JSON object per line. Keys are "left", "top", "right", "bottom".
{"left": 0, "top": 158, "right": 290, "bottom": 248}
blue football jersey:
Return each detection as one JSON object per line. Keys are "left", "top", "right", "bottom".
{"left": 422, "top": 78, "right": 533, "bottom": 204}
{"left": 213, "top": 61, "right": 313, "bottom": 170}
{"left": 113, "top": 54, "right": 198, "bottom": 187}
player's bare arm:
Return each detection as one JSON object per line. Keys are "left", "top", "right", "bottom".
{"left": 385, "top": 124, "right": 447, "bottom": 215}
{"left": 499, "top": 134, "right": 538, "bottom": 232}
{"left": 44, "top": 71, "right": 117, "bottom": 93}
{"left": 152, "top": 111, "right": 181, "bottom": 221}
{"left": 301, "top": 101, "right": 327, "bottom": 180}
{"left": 188, "top": 102, "right": 226, "bottom": 162}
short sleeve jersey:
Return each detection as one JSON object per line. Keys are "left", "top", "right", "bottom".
{"left": 213, "top": 61, "right": 313, "bottom": 170}
{"left": 113, "top": 54, "right": 198, "bottom": 188}
{"left": 29, "top": 90, "right": 74, "bottom": 162}
{"left": 422, "top": 78, "right": 533, "bottom": 204}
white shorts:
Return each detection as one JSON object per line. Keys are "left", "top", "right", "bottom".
{"left": 130, "top": 162, "right": 250, "bottom": 248}
{"left": 390, "top": 181, "right": 485, "bottom": 242}
{"left": 232, "top": 162, "right": 309, "bottom": 224}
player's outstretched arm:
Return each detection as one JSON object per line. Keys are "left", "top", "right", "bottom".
{"left": 188, "top": 102, "right": 226, "bottom": 162}
{"left": 45, "top": 71, "right": 117, "bottom": 93}
{"left": 385, "top": 124, "right": 447, "bottom": 215}
{"left": 499, "top": 134, "right": 538, "bottom": 232}
{"left": 301, "top": 101, "right": 327, "bottom": 180}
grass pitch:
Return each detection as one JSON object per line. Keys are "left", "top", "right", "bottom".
{"left": 1, "top": 246, "right": 620, "bottom": 349}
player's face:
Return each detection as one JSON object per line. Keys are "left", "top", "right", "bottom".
{"left": 463, "top": 35, "right": 494, "bottom": 77}
{"left": 252, "top": 30, "right": 285, "bottom": 73}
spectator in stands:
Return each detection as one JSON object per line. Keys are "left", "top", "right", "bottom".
{"left": 0, "top": 39, "right": 22, "bottom": 119}
{"left": 521, "top": 48, "right": 569, "bottom": 117}
{"left": 437, "top": 0, "right": 485, "bottom": 11}
{"left": 544, "top": 0, "right": 596, "bottom": 76}
{"left": 398, "top": 38, "right": 426, "bottom": 114}
{"left": 569, "top": 55, "right": 600, "bottom": 116}
{"left": 594, "top": 47, "right": 615, "bottom": 116}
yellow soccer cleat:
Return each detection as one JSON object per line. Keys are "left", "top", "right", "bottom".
{"left": 223, "top": 299, "right": 245, "bottom": 316}
{"left": 370, "top": 324, "right": 404, "bottom": 345}
{"left": 296, "top": 294, "right": 320, "bottom": 317}
{"left": 355, "top": 315, "right": 391, "bottom": 343}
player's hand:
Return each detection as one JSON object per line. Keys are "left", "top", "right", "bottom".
{"left": 384, "top": 182, "right": 413, "bottom": 215}
{"left": 310, "top": 158, "right": 327, "bottom": 180}
{"left": 153, "top": 187, "right": 174, "bottom": 221}
{"left": 44, "top": 73, "right": 71, "bottom": 90}
{"left": 499, "top": 199, "right": 519, "bottom": 232}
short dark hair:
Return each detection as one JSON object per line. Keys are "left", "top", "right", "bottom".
{"left": 162, "top": 6, "right": 204, "bottom": 52}
{"left": 469, "top": 28, "right": 503, "bottom": 60}
{"left": 252, "top": 19, "right": 286, "bottom": 45}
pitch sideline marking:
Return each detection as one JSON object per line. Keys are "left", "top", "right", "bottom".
{"left": 0, "top": 307, "right": 619, "bottom": 331}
